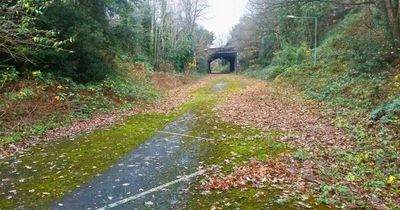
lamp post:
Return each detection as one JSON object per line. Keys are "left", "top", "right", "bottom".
{"left": 287, "top": 15, "right": 318, "bottom": 66}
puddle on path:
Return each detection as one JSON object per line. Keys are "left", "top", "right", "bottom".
{"left": 213, "top": 82, "right": 227, "bottom": 92}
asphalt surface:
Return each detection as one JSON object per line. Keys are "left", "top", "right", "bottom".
{"left": 54, "top": 82, "right": 229, "bottom": 210}
{"left": 53, "top": 112, "right": 202, "bottom": 210}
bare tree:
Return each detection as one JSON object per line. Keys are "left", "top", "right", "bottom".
{"left": 180, "top": 0, "right": 209, "bottom": 34}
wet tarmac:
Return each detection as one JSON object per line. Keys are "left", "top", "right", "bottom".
{"left": 53, "top": 112, "right": 203, "bottom": 210}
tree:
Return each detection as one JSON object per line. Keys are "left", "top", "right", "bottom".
{"left": 227, "top": 15, "right": 263, "bottom": 68}
{"left": 149, "top": 0, "right": 212, "bottom": 72}
{"left": 0, "top": 0, "right": 64, "bottom": 66}
{"left": 1, "top": 0, "right": 213, "bottom": 79}
{"left": 381, "top": 0, "right": 400, "bottom": 40}
{"left": 180, "top": 0, "right": 208, "bottom": 34}
{"left": 193, "top": 26, "right": 215, "bottom": 72}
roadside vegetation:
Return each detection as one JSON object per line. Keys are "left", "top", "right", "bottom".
{"left": 0, "top": 76, "right": 329, "bottom": 209}
{"left": 0, "top": 64, "right": 160, "bottom": 144}
{"left": 1, "top": 0, "right": 213, "bottom": 146}
{"left": 225, "top": 0, "right": 399, "bottom": 209}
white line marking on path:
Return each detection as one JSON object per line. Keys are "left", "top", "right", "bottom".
{"left": 157, "top": 131, "right": 214, "bottom": 141}
{"left": 97, "top": 170, "right": 206, "bottom": 210}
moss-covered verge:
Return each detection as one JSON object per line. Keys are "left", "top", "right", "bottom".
{"left": 243, "top": 10, "right": 399, "bottom": 209}
{"left": 0, "top": 113, "right": 177, "bottom": 209}
{"left": 0, "top": 67, "right": 161, "bottom": 145}
{"left": 0, "top": 75, "right": 235, "bottom": 209}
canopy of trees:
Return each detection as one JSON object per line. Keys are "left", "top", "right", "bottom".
{"left": 0, "top": 0, "right": 214, "bottom": 83}
{"left": 228, "top": 0, "right": 400, "bottom": 69}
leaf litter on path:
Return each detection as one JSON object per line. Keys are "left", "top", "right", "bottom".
{"left": 204, "top": 79, "right": 392, "bottom": 209}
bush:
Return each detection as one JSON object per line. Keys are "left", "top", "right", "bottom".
{"left": 258, "top": 34, "right": 277, "bottom": 66}
{"left": 318, "top": 11, "right": 391, "bottom": 75}
{"left": 102, "top": 74, "right": 160, "bottom": 102}
{"left": 371, "top": 96, "right": 400, "bottom": 124}
{"left": 273, "top": 43, "right": 312, "bottom": 67}
{"left": 0, "top": 67, "right": 19, "bottom": 88}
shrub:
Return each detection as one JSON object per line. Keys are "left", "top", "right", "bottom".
{"left": 371, "top": 96, "right": 400, "bottom": 124}
{"left": 0, "top": 67, "right": 19, "bottom": 88}
{"left": 273, "top": 43, "right": 312, "bottom": 67}
{"left": 102, "top": 74, "right": 160, "bottom": 102}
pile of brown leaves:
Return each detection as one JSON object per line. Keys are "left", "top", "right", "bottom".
{"left": 202, "top": 155, "right": 304, "bottom": 192}
{"left": 210, "top": 79, "right": 390, "bottom": 209}
{"left": 215, "top": 82, "right": 351, "bottom": 151}
{"left": 151, "top": 72, "right": 192, "bottom": 90}
{"left": 148, "top": 75, "right": 218, "bottom": 113}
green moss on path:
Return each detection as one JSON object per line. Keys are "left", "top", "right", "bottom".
{"left": 0, "top": 113, "right": 178, "bottom": 209}
{"left": 0, "top": 76, "right": 336, "bottom": 209}
{"left": 0, "top": 76, "right": 241, "bottom": 209}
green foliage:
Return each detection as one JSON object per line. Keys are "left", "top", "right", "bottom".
{"left": 1, "top": 0, "right": 158, "bottom": 83}
{"left": 102, "top": 74, "right": 160, "bottom": 102}
{"left": 37, "top": 0, "right": 116, "bottom": 82}
{"left": 275, "top": 1, "right": 334, "bottom": 47}
{"left": 293, "top": 149, "right": 310, "bottom": 161}
{"left": 167, "top": 35, "right": 195, "bottom": 72}
{"left": 195, "top": 57, "right": 209, "bottom": 73}
{"left": 318, "top": 184, "right": 335, "bottom": 204}
{"left": 0, "top": 0, "right": 64, "bottom": 65}
{"left": 2, "top": 0, "right": 212, "bottom": 83}
{"left": 371, "top": 95, "right": 400, "bottom": 124}
{"left": 250, "top": 11, "right": 394, "bottom": 115}
{"left": 273, "top": 43, "right": 312, "bottom": 67}
{"left": 319, "top": 12, "right": 392, "bottom": 75}
{"left": 244, "top": 66, "right": 284, "bottom": 81}
{"left": 258, "top": 34, "right": 277, "bottom": 66}
{"left": 210, "top": 60, "right": 230, "bottom": 74}
{"left": 0, "top": 70, "right": 161, "bottom": 144}
{"left": 242, "top": 8, "right": 399, "bottom": 208}
{"left": 0, "top": 67, "right": 18, "bottom": 87}
{"left": 7, "top": 88, "right": 36, "bottom": 102}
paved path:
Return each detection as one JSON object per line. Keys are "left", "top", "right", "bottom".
{"left": 54, "top": 82, "right": 229, "bottom": 210}
{"left": 54, "top": 113, "right": 203, "bottom": 210}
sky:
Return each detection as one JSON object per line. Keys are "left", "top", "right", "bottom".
{"left": 198, "top": 0, "right": 249, "bottom": 46}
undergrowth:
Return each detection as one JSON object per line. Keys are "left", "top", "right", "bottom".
{"left": 0, "top": 76, "right": 255, "bottom": 209}
{"left": 0, "top": 64, "right": 160, "bottom": 144}
{"left": 244, "top": 10, "right": 399, "bottom": 208}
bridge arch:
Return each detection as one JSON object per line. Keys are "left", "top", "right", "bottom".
{"left": 207, "top": 48, "right": 237, "bottom": 74}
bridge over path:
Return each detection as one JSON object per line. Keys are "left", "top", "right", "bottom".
{"left": 206, "top": 47, "right": 237, "bottom": 73}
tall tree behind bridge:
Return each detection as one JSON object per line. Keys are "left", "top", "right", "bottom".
{"left": 149, "top": 0, "right": 212, "bottom": 72}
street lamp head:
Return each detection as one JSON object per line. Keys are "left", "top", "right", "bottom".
{"left": 287, "top": 15, "right": 297, "bottom": 18}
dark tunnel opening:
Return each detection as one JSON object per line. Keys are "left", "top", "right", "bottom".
{"left": 207, "top": 48, "right": 237, "bottom": 74}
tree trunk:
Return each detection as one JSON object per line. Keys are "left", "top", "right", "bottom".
{"left": 384, "top": 0, "right": 400, "bottom": 39}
